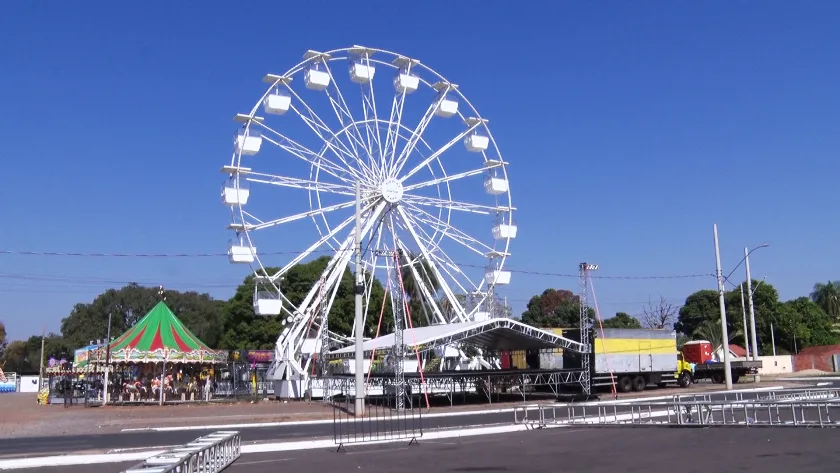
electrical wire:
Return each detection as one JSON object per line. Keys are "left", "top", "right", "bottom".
{"left": 0, "top": 249, "right": 713, "bottom": 281}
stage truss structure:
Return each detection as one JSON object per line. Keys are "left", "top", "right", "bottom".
{"left": 221, "top": 46, "right": 516, "bottom": 394}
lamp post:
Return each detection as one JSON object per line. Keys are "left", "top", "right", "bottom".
{"left": 353, "top": 181, "right": 364, "bottom": 417}
{"left": 744, "top": 244, "right": 769, "bottom": 381}
{"left": 713, "top": 224, "right": 733, "bottom": 390}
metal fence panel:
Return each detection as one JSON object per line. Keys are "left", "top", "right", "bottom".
{"left": 332, "top": 393, "right": 423, "bottom": 451}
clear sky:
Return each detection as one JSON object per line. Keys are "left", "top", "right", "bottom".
{"left": 1, "top": 1, "right": 838, "bottom": 341}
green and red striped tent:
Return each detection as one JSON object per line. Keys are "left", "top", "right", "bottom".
{"left": 92, "top": 301, "right": 227, "bottom": 364}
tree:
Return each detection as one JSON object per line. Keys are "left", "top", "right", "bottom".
{"left": 693, "top": 319, "right": 742, "bottom": 354}
{"left": 0, "top": 321, "right": 6, "bottom": 360}
{"left": 641, "top": 296, "right": 677, "bottom": 329}
{"left": 677, "top": 281, "right": 779, "bottom": 350}
{"left": 0, "top": 334, "right": 70, "bottom": 374}
{"left": 771, "top": 297, "right": 837, "bottom": 354}
{"left": 520, "top": 289, "right": 594, "bottom": 328}
{"left": 810, "top": 281, "right": 840, "bottom": 331}
{"left": 601, "top": 312, "right": 642, "bottom": 329}
{"left": 60, "top": 284, "right": 225, "bottom": 350}
{"left": 675, "top": 290, "right": 719, "bottom": 336}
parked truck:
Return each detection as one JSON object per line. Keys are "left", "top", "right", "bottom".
{"left": 678, "top": 340, "right": 762, "bottom": 385}
{"left": 558, "top": 328, "right": 761, "bottom": 392}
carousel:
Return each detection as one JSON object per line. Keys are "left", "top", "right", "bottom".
{"left": 86, "top": 301, "right": 228, "bottom": 404}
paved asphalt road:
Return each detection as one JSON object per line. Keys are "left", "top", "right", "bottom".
{"left": 27, "top": 426, "right": 840, "bottom": 473}
{"left": 2, "top": 386, "right": 827, "bottom": 457}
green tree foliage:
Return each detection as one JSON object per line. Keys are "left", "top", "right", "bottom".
{"left": 772, "top": 297, "right": 837, "bottom": 353}
{"left": 59, "top": 283, "right": 224, "bottom": 350}
{"left": 676, "top": 281, "right": 836, "bottom": 355}
{"left": 520, "top": 289, "right": 594, "bottom": 328}
{"left": 0, "top": 334, "right": 71, "bottom": 373}
{"left": 810, "top": 281, "right": 840, "bottom": 332}
{"left": 0, "top": 321, "right": 6, "bottom": 360}
{"left": 601, "top": 312, "right": 642, "bottom": 329}
{"left": 219, "top": 256, "right": 392, "bottom": 350}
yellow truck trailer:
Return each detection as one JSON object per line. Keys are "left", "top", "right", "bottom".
{"left": 561, "top": 328, "right": 682, "bottom": 392}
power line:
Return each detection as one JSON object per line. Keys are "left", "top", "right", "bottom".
{"left": 0, "top": 249, "right": 713, "bottom": 281}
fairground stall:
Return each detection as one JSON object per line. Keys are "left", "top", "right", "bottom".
{"left": 89, "top": 301, "right": 228, "bottom": 404}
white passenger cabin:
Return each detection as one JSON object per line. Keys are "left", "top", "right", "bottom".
{"left": 432, "top": 82, "right": 459, "bottom": 118}
{"left": 492, "top": 223, "right": 518, "bottom": 240}
{"left": 349, "top": 57, "right": 375, "bottom": 84}
{"left": 484, "top": 176, "right": 508, "bottom": 195}
{"left": 254, "top": 290, "right": 282, "bottom": 316}
{"left": 228, "top": 240, "right": 256, "bottom": 264}
{"left": 394, "top": 69, "right": 419, "bottom": 94}
{"left": 484, "top": 269, "right": 511, "bottom": 286}
{"left": 222, "top": 178, "right": 249, "bottom": 206}
{"left": 235, "top": 128, "right": 262, "bottom": 155}
{"left": 464, "top": 132, "right": 489, "bottom": 152}
{"left": 263, "top": 90, "right": 291, "bottom": 115}
{"left": 304, "top": 66, "right": 331, "bottom": 91}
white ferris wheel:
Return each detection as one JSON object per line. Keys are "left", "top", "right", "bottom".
{"left": 221, "top": 46, "right": 516, "bottom": 376}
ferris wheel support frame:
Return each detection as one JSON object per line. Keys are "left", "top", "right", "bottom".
{"left": 225, "top": 46, "right": 517, "bottom": 396}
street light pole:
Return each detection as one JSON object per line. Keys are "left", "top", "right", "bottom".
{"left": 744, "top": 246, "right": 760, "bottom": 381}
{"left": 713, "top": 224, "right": 733, "bottom": 390}
{"left": 739, "top": 284, "right": 750, "bottom": 359}
{"left": 353, "top": 181, "right": 365, "bottom": 417}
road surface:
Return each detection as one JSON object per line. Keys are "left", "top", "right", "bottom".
{"left": 1, "top": 385, "right": 823, "bottom": 458}
{"left": 25, "top": 425, "right": 840, "bottom": 473}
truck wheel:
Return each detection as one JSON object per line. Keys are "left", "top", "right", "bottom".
{"left": 711, "top": 372, "right": 724, "bottom": 384}
{"left": 617, "top": 376, "right": 633, "bottom": 393}
{"left": 678, "top": 371, "right": 692, "bottom": 388}
{"left": 731, "top": 374, "right": 741, "bottom": 384}
{"left": 632, "top": 375, "right": 646, "bottom": 392}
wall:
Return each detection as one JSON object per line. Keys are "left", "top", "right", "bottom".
{"left": 792, "top": 345, "right": 840, "bottom": 373}
{"left": 755, "top": 355, "right": 793, "bottom": 375}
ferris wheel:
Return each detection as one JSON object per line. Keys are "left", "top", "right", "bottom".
{"left": 221, "top": 46, "right": 516, "bottom": 377}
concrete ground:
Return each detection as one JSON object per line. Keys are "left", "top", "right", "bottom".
{"left": 25, "top": 426, "right": 840, "bottom": 473}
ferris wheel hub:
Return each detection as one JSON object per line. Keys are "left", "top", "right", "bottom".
{"left": 379, "top": 178, "right": 404, "bottom": 204}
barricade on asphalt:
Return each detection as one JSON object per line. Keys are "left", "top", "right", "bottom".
{"left": 122, "top": 431, "right": 241, "bottom": 473}
{"left": 332, "top": 393, "right": 423, "bottom": 452}
{"left": 514, "top": 388, "right": 840, "bottom": 429}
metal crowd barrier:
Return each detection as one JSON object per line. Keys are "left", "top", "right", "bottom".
{"left": 122, "top": 431, "right": 241, "bottom": 473}
{"left": 514, "top": 388, "right": 840, "bottom": 429}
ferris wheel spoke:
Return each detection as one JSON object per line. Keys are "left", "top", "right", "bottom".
{"left": 245, "top": 200, "right": 359, "bottom": 232}
{"left": 394, "top": 238, "right": 447, "bottom": 325}
{"left": 395, "top": 205, "right": 468, "bottom": 322}
{"left": 281, "top": 86, "right": 375, "bottom": 181}
{"left": 257, "top": 124, "right": 358, "bottom": 184}
{"left": 398, "top": 121, "right": 482, "bottom": 183}
{"left": 390, "top": 99, "right": 440, "bottom": 178}
{"left": 402, "top": 194, "right": 507, "bottom": 215}
{"left": 286, "top": 205, "right": 387, "bottom": 349}
{"left": 288, "top": 105, "right": 378, "bottom": 182}
{"left": 319, "top": 59, "right": 374, "bottom": 161}
{"left": 403, "top": 203, "right": 495, "bottom": 257}
{"left": 396, "top": 211, "right": 478, "bottom": 293}
{"left": 359, "top": 58, "right": 385, "bottom": 174}
{"left": 245, "top": 172, "right": 355, "bottom": 197}
{"left": 275, "top": 200, "right": 381, "bottom": 277}
{"left": 402, "top": 162, "right": 503, "bottom": 192}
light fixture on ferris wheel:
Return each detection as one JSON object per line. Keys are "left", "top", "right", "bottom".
{"left": 219, "top": 45, "right": 518, "bottom": 384}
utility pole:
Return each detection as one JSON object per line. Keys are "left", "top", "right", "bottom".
{"left": 103, "top": 312, "right": 112, "bottom": 405}
{"left": 744, "top": 247, "right": 760, "bottom": 382}
{"left": 739, "top": 284, "right": 750, "bottom": 359}
{"left": 713, "top": 224, "right": 733, "bottom": 390}
{"left": 37, "top": 326, "right": 45, "bottom": 392}
{"left": 353, "top": 181, "right": 365, "bottom": 417}
{"left": 770, "top": 323, "right": 776, "bottom": 356}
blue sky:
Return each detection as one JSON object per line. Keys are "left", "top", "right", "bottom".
{"left": 1, "top": 1, "right": 838, "bottom": 341}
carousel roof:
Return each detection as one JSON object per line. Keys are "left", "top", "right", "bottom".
{"left": 95, "top": 301, "right": 226, "bottom": 363}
